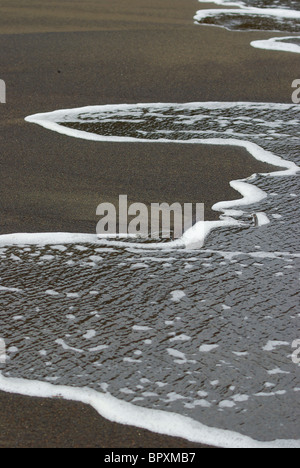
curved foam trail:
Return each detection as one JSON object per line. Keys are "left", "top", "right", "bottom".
{"left": 196, "top": 0, "right": 300, "bottom": 18}
{"left": 0, "top": 373, "right": 299, "bottom": 448}
{"left": 214, "top": 180, "right": 268, "bottom": 212}
{"left": 194, "top": 7, "right": 300, "bottom": 22}
{"left": 198, "top": 0, "right": 299, "bottom": 9}
{"left": 24, "top": 104, "right": 300, "bottom": 176}
{"left": 253, "top": 212, "right": 270, "bottom": 226}
{"left": 24, "top": 103, "right": 299, "bottom": 250}
{"left": 197, "top": 0, "right": 243, "bottom": 5}
{"left": 0, "top": 232, "right": 100, "bottom": 247}
{"left": 251, "top": 37, "right": 300, "bottom": 54}
{"left": 0, "top": 232, "right": 184, "bottom": 250}
{"left": 195, "top": 1, "right": 300, "bottom": 50}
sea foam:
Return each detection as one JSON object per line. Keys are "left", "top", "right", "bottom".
{"left": 251, "top": 36, "right": 300, "bottom": 54}
{"left": 0, "top": 101, "right": 298, "bottom": 447}
{"left": 0, "top": 372, "right": 298, "bottom": 448}
{"left": 194, "top": 0, "right": 300, "bottom": 50}
{"left": 24, "top": 102, "right": 299, "bottom": 250}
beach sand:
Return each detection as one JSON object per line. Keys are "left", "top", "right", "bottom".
{"left": 0, "top": 0, "right": 298, "bottom": 448}
{"left": 0, "top": 391, "right": 211, "bottom": 448}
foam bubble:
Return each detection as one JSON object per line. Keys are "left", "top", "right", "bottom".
{"left": 251, "top": 37, "right": 300, "bottom": 54}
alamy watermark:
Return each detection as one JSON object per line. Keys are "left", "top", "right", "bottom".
{"left": 96, "top": 195, "right": 204, "bottom": 239}
{"left": 0, "top": 338, "right": 6, "bottom": 364}
{"left": 291, "top": 340, "right": 300, "bottom": 365}
{"left": 0, "top": 79, "right": 6, "bottom": 104}
{"left": 292, "top": 79, "right": 300, "bottom": 104}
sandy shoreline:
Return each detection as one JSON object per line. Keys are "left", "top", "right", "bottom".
{"left": 0, "top": 390, "right": 212, "bottom": 448}
{"left": 0, "top": 0, "right": 298, "bottom": 449}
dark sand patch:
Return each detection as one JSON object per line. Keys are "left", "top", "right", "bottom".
{"left": 0, "top": 391, "right": 211, "bottom": 448}
{"left": 0, "top": 122, "right": 280, "bottom": 234}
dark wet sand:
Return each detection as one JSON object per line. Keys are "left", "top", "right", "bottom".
{"left": 0, "top": 132, "right": 278, "bottom": 234}
{"left": 0, "top": 391, "right": 212, "bottom": 448}
{"left": 0, "top": 0, "right": 297, "bottom": 449}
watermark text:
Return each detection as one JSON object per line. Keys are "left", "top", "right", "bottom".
{"left": 96, "top": 195, "right": 204, "bottom": 240}
{"left": 0, "top": 79, "right": 6, "bottom": 104}
{"left": 0, "top": 338, "right": 6, "bottom": 364}
{"left": 292, "top": 79, "right": 300, "bottom": 104}
{"left": 292, "top": 340, "right": 300, "bottom": 365}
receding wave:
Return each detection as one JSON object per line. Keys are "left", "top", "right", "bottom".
{"left": 0, "top": 101, "right": 297, "bottom": 446}
{"left": 195, "top": 0, "right": 300, "bottom": 37}
{"left": 251, "top": 36, "right": 300, "bottom": 53}
{"left": 25, "top": 102, "right": 299, "bottom": 249}
{"left": 198, "top": 0, "right": 300, "bottom": 8}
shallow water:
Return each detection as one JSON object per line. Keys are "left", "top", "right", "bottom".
{"left": 1, "top": 102, "right": 299, "bottom": 444}
{"left": 284, "top": 37, "right": 300, "bottom": 45}
{"left": 58, "top": 103, "right": 300, "bottom": 143}
{"left": 240, "top": 0, "right": 299, "bottom": 8}
{"left": 196, "top": 0, "right": 300, "bottom": 32}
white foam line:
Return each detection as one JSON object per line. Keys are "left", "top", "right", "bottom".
{"left": 214, "top": 180, "right": 268, "bottom": 212}
{"left": 0, "top": 286, "right": 23, "bottom": 293}
{"left": 253, "top": 212, "right": 271, "bottom": 226}
{"left": 0, "top": 232, "right": 100, "bottom": 247}
{"left": 24, "top": 103, "right": 299, "bottom": 178}
{"left": 198, "top": 0, "right": 243, "bottom": 6}
{"left": 251, "top": 37, "right": 300, "bottom": 54}
{"left": 0, "top": 373, "right": 298, "bottom": 448}
{"left": 198, "top": 0, "right": 299, "bottom": 12}
{"left": 195, "top": 8, "right": 300, "bottom": 22}
{"left": 22, "top": 103, "right": 299, "bottom": 250}
{"left": 0, "top": 232, "right": 185, "bottom": 250}
{"left": 25, "top": 101, "right": 297, "bottom": 121}
{"left": 195, "top": 1, "right": 300, "bottom": 53}
{"left": 205, "top": 249, "right": 300, "bottom": 260}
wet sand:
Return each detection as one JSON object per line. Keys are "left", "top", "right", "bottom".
{"left": 0, "top": 0, "right": 298, "bottom": 449}
{"left": 0, "top": 132, "right": 278, "bottom": 234}
{"left": 0, "top": 391, "right": 212, "bottom": 448}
